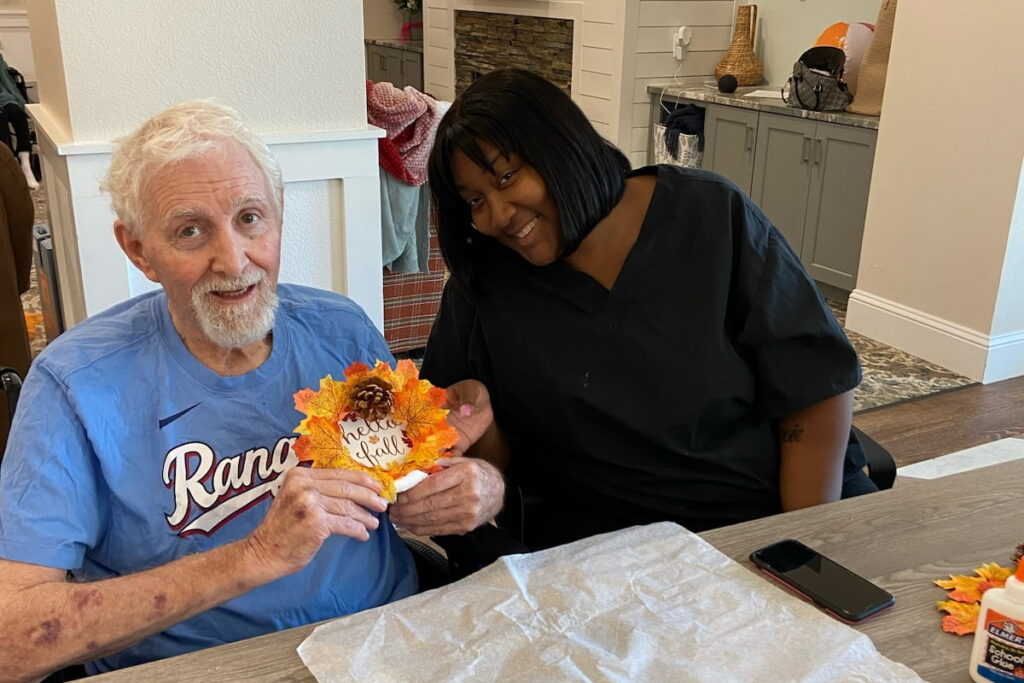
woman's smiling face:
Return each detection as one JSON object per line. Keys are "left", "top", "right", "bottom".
{"left": 450, "top": 140, "right": 562, "bottom": 266}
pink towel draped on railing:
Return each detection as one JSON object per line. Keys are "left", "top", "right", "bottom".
{"left": 366, "top": 80, "right": 447, "bottom": 186}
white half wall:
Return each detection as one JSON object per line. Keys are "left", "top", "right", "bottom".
{"left": 27, "top": 0, "right": 391, "bottom": 333}
{"left": 32, "top": 109, "right": 389, "bottom": 332}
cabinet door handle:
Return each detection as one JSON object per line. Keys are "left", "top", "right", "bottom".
{"left": 745, "top": 125, "right": 754, "bottom": 151}
{"left": 802, "top": 136, "right": 810, "bottom": 162}
{"left": 814, "top": 138, "right": 823, "bottom": 165}
{"left": 380, "top": 55, "right": 386, "bottom": 71}
{"left": 400, "top": 60, "right": 405, "bottom": 76}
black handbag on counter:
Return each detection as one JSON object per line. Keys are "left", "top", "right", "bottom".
{"left": 782, "top": 46, "right": 853, "bottom": 112}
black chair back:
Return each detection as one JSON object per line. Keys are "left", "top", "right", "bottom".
{"left": 0, "top": 365, "right": 22, "bottom": 465}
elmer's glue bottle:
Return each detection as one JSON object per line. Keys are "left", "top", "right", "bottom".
{"left": 970, "top": 559, "right": 1024, "bottom": 682}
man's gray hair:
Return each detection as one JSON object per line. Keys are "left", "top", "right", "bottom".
{"left": 101, "top": 100, "right": 283, "bottom": 235}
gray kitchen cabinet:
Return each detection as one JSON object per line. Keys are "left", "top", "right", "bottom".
{"left": 803, "top": 123, "right": 876, "bottom": 290}
{"left": 366, "top": 42, "right": 423, "bottom": 91}
{"left": 703, "top": 104, "right": 759, "bottom": 194}
{"left": 647, "top": 86, "right": 879, "bottom": 292}
{"left": 401, "top": 52, "right": 423, "bottom": 92}
{"left": 750, "top": 112, "right": 875, "bottom": 290}
{"left": 366, "top": 44, "right": 387, "bottom": 83}
{"left": 750, "top": 113, "right": 816, "bottom": 254}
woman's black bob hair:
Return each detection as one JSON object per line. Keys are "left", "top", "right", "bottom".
{"left": 428, "top": 69, "right": 631, "bottom": 287}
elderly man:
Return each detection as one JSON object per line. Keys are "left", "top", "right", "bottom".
{"left": 0, "top": 101, "right": 418, "bottom": 678}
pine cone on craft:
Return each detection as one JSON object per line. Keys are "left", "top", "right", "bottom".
{"left": 1013, "top": 542, "right": 1024, "bottom": 566}
{"left": 351, "top": 377, "right": 394, "bottom": 421}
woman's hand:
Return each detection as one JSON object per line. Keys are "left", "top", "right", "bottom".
{"left": 444, "top": 379, "right": 494, "bottom": 457}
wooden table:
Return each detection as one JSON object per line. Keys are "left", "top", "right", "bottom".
{"left": 93, "top": 461, "right": 1024, "bottom": 682}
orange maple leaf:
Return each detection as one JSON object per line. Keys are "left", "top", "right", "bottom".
{"left": 975, "top": 563, "right": 1013, "bottom": 585}
{"left": 935, "top": 563, "right": 1013, "bottom": 603}
{"left": 294, "top": 375, "right": 349, "bottom": 427}
{"left": 934, "top": 575, "right": 990, "bottom": 603}
{"left": 937, "top": 600, "right": 980, "bottom": 635}
{"left": 292, "top": 359, "right": 458, "bottom": 502}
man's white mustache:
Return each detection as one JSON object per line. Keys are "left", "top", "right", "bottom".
{"left": 193, "top": 270, "right": 266, "bottom": 296}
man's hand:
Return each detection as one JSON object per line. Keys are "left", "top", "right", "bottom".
{"left": 389, "top": 458, "right": 505, "bottom": 536}
{"left": 444, "top": 380, "right": 494, "bottom": 457}
{"left": 245, "top": 467, "right": 389, "bottom": 577}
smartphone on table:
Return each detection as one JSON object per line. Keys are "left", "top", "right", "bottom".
{"left": 749, "top": 539, "right": 894, "bottom": 623}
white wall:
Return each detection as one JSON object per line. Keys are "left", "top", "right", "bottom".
{"left": 36, "top": 0, "right": 368, "bottom": 142}
{"left": 738, "top": 0, "right": 881, "bottom": 86}
{"left": 991, "top": 160, "right": 1024, "bottom": 338}
{"left": 846, "top": 0, "right": 1024, "bottom": 383}
{"left": 625, "top": 0, "right": 732, "bottom": 167}
{"left": 364, "top": 0, "right": 405, "bottom": 38}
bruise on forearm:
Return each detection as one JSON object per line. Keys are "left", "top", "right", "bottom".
{"left": 0, "top": 540, "right": 268, "bottom": 679}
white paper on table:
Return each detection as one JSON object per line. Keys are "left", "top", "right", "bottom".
{"left": 298, "top": 522, "right": 923, "bottom": 682}
{"left": 744, "top": 89, "right": 783, "bottom": 98}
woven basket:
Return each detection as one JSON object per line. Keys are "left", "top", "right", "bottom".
{"left": 847, "top": 0, "right": 897, "bottom": 115}
{"left": 715, "top": 5, "right": 763, "bottom": 86}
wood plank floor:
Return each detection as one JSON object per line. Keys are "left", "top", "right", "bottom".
{"left": 853, "top": 375, "right": 1024, "bottom": 467}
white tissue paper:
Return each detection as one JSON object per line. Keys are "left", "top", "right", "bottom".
{"left": 298, "top": 522, "right": 923, "bottom": 682}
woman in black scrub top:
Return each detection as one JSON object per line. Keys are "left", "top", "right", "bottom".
{"left": 388, "top": 69, "right": 876, "bottom": 552}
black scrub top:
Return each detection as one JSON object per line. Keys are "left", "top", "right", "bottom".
{"left": 422, "top": 165, "right": 861, "bottom": 543}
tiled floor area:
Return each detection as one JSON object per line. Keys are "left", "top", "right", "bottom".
{"left": 829, "top": 301, "right": 975, "bottom": 412}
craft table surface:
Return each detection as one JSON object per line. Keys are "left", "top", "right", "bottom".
{"left": 92, "top": 460, "right": 1023, "bottom": 682}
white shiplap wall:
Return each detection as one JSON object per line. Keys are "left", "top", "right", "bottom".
{"left": 423, "top": 0, "right": 629, "bottom": 147}
{"left": 422, "top": 0, "right": 739, "bottom": 164}
{"left": 624, "top": 0, "right": 733, "bottom": 166}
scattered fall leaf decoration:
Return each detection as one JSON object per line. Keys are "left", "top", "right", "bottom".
{"left": 937, "top": 600, "right": 981, "bottom": 636}
{"left": 934, "top": 561, "right": 1014, "bottom": 635}
{"left": 292, "top": 360, "right": 458, "bottom": 501}
{"left": 24, "top": 311, "right": 43, "bottom": 341}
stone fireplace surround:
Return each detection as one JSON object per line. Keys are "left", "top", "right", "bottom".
{"left": 454, "top": 11, "right": 573, "bottom": 96}
{"left": 425, "top": 0, "right": 586, "bottom": 115}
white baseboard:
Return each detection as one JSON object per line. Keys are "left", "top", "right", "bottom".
{"left": 986, "top": 331, "right": 1024, "bottom": 384}
{"left": 846, "top": 290, "right": 1024, "bottom": 384}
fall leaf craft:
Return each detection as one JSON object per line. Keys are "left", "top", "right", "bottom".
{"left": 292, "top": 360, "right": 459, "bottom": 501}
{"left": 935, "top": 562, "right": 1015, "bottom": 635}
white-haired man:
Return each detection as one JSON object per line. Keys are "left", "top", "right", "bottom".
{"left": 0, "top": 101, "right": 417, "bottom": 678}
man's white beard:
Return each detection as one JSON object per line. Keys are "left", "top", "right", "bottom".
{"left": 190, "top": 271, "right": 279, "bottom": 348}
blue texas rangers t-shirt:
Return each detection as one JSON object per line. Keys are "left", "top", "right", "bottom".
{"left": 0, "top": 284, "right": 417, "bottom": 674}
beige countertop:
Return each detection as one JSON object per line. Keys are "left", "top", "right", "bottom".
{"left": 365, "top": 37, "right": 423, "bottom": 54}
{"left": 648, "top": 83, "right": 879, "bottom": 130}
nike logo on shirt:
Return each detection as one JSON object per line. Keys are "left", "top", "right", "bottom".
{"left": 158, "top": 402, "right": 202, "bottom": 429}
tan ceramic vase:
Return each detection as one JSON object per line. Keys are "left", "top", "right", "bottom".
{"left": 715, "top": 4, "right": 763, "bottom": 86}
